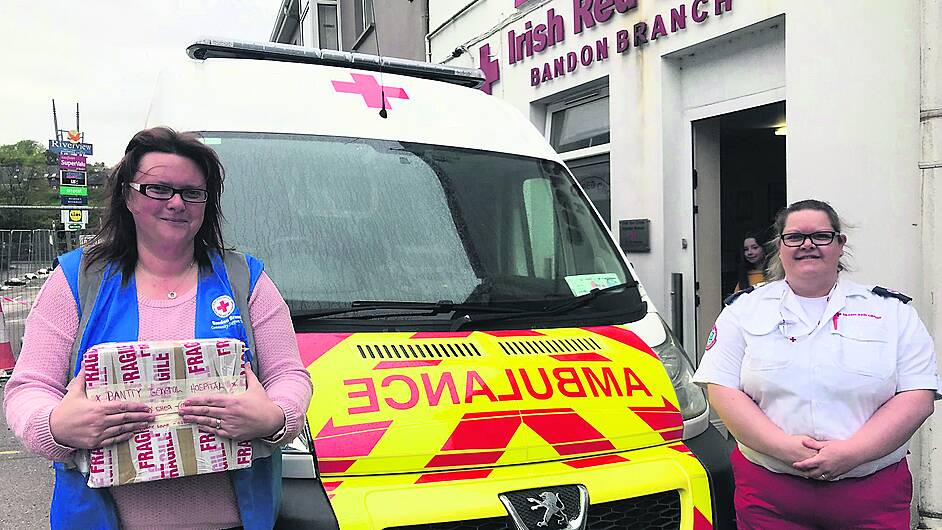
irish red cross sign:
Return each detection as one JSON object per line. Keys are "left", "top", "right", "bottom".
{"left": 331, "top": 73, "right": 409, "bottom": 109}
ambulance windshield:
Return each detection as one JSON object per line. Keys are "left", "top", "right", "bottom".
{"left": 208, "top": 132, "right": 641, "bottom": 328}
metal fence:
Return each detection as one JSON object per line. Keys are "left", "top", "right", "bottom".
{"left": 0, "top": 229, "right": 69, "bottom": 356}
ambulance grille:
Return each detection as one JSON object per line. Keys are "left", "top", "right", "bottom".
{"left": 385, "top": 490, "right": 680, "bottom": 530}
{"left": 498, "top": 337, "right": 602, "bottom": 356}
{"left": 357, "top": 342, "right": 482, "bottom": 359}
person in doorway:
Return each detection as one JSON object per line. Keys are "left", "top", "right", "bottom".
{"left": 693, "top": 199, "right": 939, "bottom": 529}
{"left": 3, "top": 127, "right": 313, "bottom": 530}
{"left": 734, "top": 230, "right": 768, "bottom": 292}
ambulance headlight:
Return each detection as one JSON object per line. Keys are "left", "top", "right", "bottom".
{"left": 652, "top": 318, "right": 708, "bottom": 420}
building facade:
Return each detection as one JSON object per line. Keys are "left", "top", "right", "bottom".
{"left": 270, "top": 0, "right": 428, "bottom": 60}
{"left": 427, "top": 0, "right": 941, "bottom": 525}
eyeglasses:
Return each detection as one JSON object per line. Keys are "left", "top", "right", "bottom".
{"left": 128, "top": 182, "right": 208, "bottom": 203}
{"left": 779, "top": 231, "right": 839, "bottom": 247}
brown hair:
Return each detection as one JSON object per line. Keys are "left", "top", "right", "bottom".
{"left": 84, "top": 127, "right": 226, "bottom": 279}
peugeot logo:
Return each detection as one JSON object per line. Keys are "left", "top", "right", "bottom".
{"left": 499, "top": 485, "right": 588, "bottom": 530}
{"left": 528, "top": 492, "right": 569, "bottom": 527}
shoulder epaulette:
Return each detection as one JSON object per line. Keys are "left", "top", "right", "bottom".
{"left": 872, "top": 286, "right": 912, "bottom": 304}
{"left": 724, "top": 285, "right": 755, "bottom": 306}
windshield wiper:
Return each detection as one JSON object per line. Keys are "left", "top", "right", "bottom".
{"left": 291, "top": 299, "right": 527, "bottom": 321}
{"left": 450, "top": 281, "right": 637, "bottom": 330}
{"left": 540, "top": 281, "right": 635, "bottom": 315}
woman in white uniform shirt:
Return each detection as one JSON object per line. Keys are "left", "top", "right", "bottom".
{"left": 694, "top": 199, "right": 938, "bottom": 529}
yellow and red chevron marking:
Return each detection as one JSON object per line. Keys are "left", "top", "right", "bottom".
{"left": 582, "top": 325, "right": 660, "bottom": 360}
{"left": 629, "top": 397, "right": 684, "bottom": 442}
{"left": 373, "top": 360, "right": 442, "bottom": 370}
{"left": 548, "top": 352, "right": 611, "bottom": 362}
{"left": 314, "top": 418, "right": 393, "bottom": 473}
{"left": 562, "top": 454, "right": 629, "bottom": 469}
{"left": 694, "top": 508, "right": 714, "bottom": 529}
{"left": 323, "top": 480, "right": 343, "bottom": 500}
{"left": 423, "top": 408, "right": 615, "bottom": 471}
{"left": 297, "top": 333, "right": 351, "bottom": 367}
{"left": 416, "top": 468, "right": 493, "bottom": 484}
{"left": 301, "top": 325, "right": 683, "bottom": 476}
{"left": 324, "top": 442, "right": 714, "bottom": 529}
{"left": 668, "top": 443, "right": 698, "bottom": 458}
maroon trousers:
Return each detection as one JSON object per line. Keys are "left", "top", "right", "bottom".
{"left": 730, "top": 446, "right": 912, "bottom": 530}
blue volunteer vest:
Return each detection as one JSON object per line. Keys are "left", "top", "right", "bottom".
{"left": 52, "top": 247, "right": 281, "bottom": 530}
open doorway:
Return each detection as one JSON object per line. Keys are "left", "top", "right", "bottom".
{"left": 693, "top": 101, "right": 786, "bottom": 358}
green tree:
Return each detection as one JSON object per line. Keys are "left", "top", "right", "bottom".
{"left": 0, "top": 140, "right": 110, "bottom": 230}
{"left": 0, "top": 140, "right": 58, "bottom": 229}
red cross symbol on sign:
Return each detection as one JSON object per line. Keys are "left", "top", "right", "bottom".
{"left": 216, "top": 299, "right": 231, "bottom": 314}
{"left": 478, "top": 44, "right": 500, "bottom": 95}
{"left": 331, "top": 73, "right": 409, "bottom": 109}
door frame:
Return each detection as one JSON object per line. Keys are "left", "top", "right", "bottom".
{"left": 680, "top": 87, "right": 785, "bottom": 363}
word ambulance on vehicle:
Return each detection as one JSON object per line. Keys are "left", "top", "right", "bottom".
{"left": 147, "top": 38, "right": 736, "bottom": 530}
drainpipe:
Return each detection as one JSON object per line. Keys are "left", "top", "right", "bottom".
{"left": 919, "top": 0, "right": 942, "bottom": 527}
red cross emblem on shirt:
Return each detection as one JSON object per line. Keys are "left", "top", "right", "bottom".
{"left": 331, "top": 73, "right": 409, "bottom": 109}
{"left": 216, "top": 299, "right": 231, "bottom": 314}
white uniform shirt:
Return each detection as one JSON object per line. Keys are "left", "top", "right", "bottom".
{"left": 693, "top": 277, "right": 940, "bottom": 479}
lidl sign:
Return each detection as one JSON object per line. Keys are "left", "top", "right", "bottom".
{"left": 60, "top": 209, "right": 88, "bottom": 224}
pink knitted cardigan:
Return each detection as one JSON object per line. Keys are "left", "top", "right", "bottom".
{"left": 3, "top": 268, "right": 313, "bottom": 529}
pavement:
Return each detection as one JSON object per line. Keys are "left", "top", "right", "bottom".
{"left": 0, "top": 380, "right": 54, "bottom": 529}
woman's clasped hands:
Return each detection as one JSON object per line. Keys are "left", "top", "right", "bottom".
{"left": 179, "top": 365, "right": 286, "bottom": 441}
{"left": 792, "top": 438, "right": 865, "bottom": 481}
{"left": 49, "top": 368, "right": 156, "bottom": 450}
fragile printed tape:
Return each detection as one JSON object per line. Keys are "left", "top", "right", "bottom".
{"left": 83, "top": 338, "right": 251, "bottom": 487}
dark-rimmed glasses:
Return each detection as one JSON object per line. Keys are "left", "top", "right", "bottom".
{"left": 128, "top": 182, "right": 208, "bottom": 203}
{"left": 779, "top": 231, "right": 839, "bottom": 247}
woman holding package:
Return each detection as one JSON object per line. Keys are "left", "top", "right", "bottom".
{"left": 3, "top": 127, "right": 313, "bottom": 529}
{"left": 694, "top": 199, "right": 939, "bottom": 529}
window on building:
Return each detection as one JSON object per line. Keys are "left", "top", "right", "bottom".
{"left": 317, "top": 2, "right": 339, "bottom": 50}
{"left": 296, "top": 1, "right": 309, "bottom": 46}
{"left": 543, "top": 84, "right": 612, "bottom": 228}
{"left": 567, "top": 155, "right": 611, "bottom": 227}
{"left": 355, "top": 0, "right": 374, "bottom": 36}
{"left": 548, "top": 89, "right": 610, "bottom": 153}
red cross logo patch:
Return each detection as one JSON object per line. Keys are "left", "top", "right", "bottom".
{"left": 212, "top": 295, "right": 235, "bottom": 318}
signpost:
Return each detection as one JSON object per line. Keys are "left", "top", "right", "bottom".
{"left": 50, "top": 122, "right": 93, "bottom": 233}
{"left": 60, "top": 170, "right": 87, "bottom": 186}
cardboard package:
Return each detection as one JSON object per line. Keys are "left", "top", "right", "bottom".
{"left": 82, "top": 338, "right": 252, "bottom": 488}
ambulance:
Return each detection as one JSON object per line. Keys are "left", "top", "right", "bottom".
{"left": 148, "top": 39, "right": 735, "bottom": 530}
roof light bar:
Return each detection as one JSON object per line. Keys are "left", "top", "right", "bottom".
{"left": 187, "top": 38, "right": 486, "bottom": 89}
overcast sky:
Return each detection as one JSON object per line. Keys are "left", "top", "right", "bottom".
{"left": 0, "top": 0, "right": 277, "bottom": 165}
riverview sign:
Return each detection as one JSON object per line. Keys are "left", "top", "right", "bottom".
{"left": 479, "top": 0, "right": 733, "bottom": 91}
